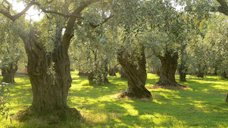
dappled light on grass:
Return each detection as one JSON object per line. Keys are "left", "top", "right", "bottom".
{"left": 1, "top": 73, "right": 228, "bottom": 127}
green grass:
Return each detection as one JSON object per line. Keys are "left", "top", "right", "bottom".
{"left": 1, "top": 72, "right": 228, "bottom": 128}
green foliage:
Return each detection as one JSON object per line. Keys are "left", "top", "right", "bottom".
{"left": 0, "top": 17, "right": 24, "bottom": 70}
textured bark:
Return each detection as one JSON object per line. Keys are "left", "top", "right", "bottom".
{"left": 22, "top": 28, "right": 75, "bottom": 115}
{"left": 117, "top": 47, "right": 152, "bottom": 99}
{"left": 1, "top": 62, "right": 18, "bottom": 84}
{"left": 156, "top": 51, "right": 180, "bottom": 86}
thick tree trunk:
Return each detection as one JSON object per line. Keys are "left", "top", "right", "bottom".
{"left": 26, "top": 44, "right": 70, "bottom": 114}
{"left": 1, "top": 62, "right": 18, "bottom": 84}
{"left": 22, "top": 28, "right": 80, "bottom": 118}
{"left": 156, "top": 51, "right": 180, "bottom": 86}
{"left": 117, "top": 47, "right": 151, "bottom": 99}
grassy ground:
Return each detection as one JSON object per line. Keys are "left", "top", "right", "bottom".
{"left": 0, "top": 72, "right": 228, "bottom": 128}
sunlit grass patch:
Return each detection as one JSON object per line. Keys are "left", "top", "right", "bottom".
{"left": 1, "top": 73, "right": 228, "bottom": 127}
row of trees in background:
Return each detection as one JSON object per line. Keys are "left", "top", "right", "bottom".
{"left": 0, "top": 0, "right": 227, "bottom": 120}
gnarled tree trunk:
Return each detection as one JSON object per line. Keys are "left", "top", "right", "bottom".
{"left": 156, "top": 51, "right": 180, "bottom": 86}
{"left": 117, "top": 46, "right": 151, "bottom": 99}
{"left": 23, "top": 28, "right": 78, "bottom": 117}
{"left": 1, "top": 62, "right": 18, "bottom": 84}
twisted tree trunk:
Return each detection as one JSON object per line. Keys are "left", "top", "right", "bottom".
{"left": 156, "top": 51, "right": 180, "bottom": 86}
{"left": 118, "top": 46, "right": 151, "bottom": 99}
{"left": 1, "top": 62, "right": 18, "bottom": 84}
{"left": 22, "top": 28, "right": 79, "bottom": 117}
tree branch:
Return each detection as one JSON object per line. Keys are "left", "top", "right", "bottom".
{"left": 0, "top": 0, "right": 36, "bottom": 21}
{"left": 89, "top": 15, "right": 114, "bottom": 28}
{"left": 33, "top": 2, "right": 82, "bottom": 18}
{"left": 62, "top": 0, "right": 101, "bottom": 49}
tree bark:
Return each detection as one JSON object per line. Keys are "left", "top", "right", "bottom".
{"left": 117, "top": 46, "right": 152, "bottom": 99}
{"left": 156, "top": 51, "right": 180, "bottom": 86}
{"left": 22, "top": 28, "right": 77, "bottom": 116}
{"left": 1, "top": 62, "right": 18, "bottom": 84}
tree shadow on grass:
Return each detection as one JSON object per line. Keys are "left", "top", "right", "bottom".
{"left": 68, "top": 75, "right": 228, "bottom": 127}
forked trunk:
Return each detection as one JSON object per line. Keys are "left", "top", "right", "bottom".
{"left": 1, "top": 62, "right": 18, "bottom": 84}
{"left": 157, "top": 51, "right": 180, "bottom": 86}
{"left": 118, "top": 46, "right": 151, "bottom": 99}
{"left": 22, "top": 28, "right": 79, "bottom": 118}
